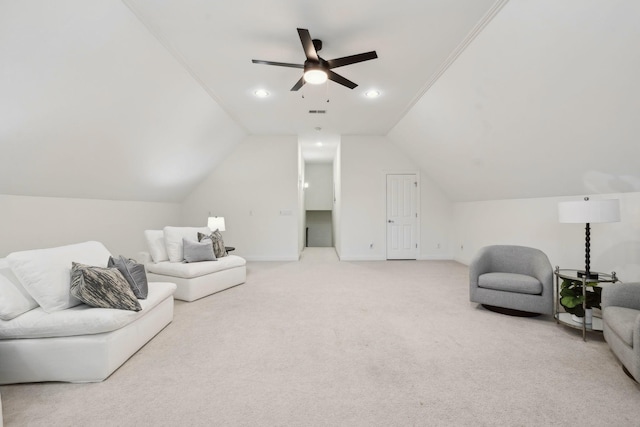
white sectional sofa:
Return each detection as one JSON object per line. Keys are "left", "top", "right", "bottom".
{"left": 141, "top": 227, "right": 246, "bottom": 302}
{"left": 0, "top": 241, "right": 176, "bottom": 384}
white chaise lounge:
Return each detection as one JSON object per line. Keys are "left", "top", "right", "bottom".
{"left": 141, "top": 227, "right": 246, "bottom": 302}
{"left": 0, "top": 241, "right": 176, "bottom": 384}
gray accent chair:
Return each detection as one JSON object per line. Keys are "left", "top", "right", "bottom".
{"left": 602, "top": 282, "right": 640, "bottom": 381}
{"left": 469, "top": 245, "right": 553, "bottom": 315}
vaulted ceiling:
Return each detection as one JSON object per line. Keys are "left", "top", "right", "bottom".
{"left": 1, "top": 0, "right": 638, "bottom": 203}
{"left": 389, "top": 0, "right": 640, "bottom": 201}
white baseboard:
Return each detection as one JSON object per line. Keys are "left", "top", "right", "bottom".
{"left": 338, "top": 255, "right": 386, "bottom": 261}
{"left": 243, "top": 255, "right": 299, "bottom": 262}
{"left": 418, "top": 254, "right": 455, "bottom": 261}
{"left": 242, "top": 254, "right": 454, "bottom": 262}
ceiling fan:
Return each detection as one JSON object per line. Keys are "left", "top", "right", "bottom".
{"left": 252, "top": 28, "right": 378, "bottom": 91}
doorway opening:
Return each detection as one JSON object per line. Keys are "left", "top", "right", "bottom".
{"left": 306, "top": 210, "right": 332, "bottom": 247}
{"left": 304, "top": 162, "right": 334, "bottom": 248}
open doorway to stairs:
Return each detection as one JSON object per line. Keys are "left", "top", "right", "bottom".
{"left": 298, "top": 132, "right": 339, "bottom": 256}
{"left": 305, "top": 162, "right": 333, "bottom": 247}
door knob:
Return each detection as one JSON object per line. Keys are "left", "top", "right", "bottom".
{"left": 387, "top": 219, "right": 394, "bottom": 223}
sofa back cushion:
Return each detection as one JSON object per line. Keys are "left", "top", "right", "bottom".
{"left": 144, "top": 230, "right": 169, "bottom": 263}
{"left": 0, "top": 258, "right": 39, "bottom": 320}
{"left": 6, "top": 241, "right": 112, "bottom": 313}
{"left": 163, "top": 226, "right": 210, "bottom": 263}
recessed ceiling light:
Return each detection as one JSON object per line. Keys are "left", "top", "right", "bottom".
{"left": 316, "top": 141, "right": 323, "bottom": 147}
{"left": 365, "top": 89, "right": 381, "bottom": 98}
{"left": 254, "top": 89, "right": 270, "bottom": 98}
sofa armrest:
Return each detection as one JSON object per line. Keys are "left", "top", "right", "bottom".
{"left": 602, "top": 282, "right": 640, "bottom": 310}
{"left": 137, "top": 251, "right": 153, "bottom": 265}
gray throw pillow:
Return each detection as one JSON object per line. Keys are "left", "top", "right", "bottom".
{"left": 108, "top": 255, "right": 149, "bottom": 299}
{"left": 183, "top": 238, "right": 216, "bottom": 263}
{"left": 198, "top": 230, "right": 227, "bottom": 258}
{"left": 70, "top": 262, "right": 142, "bottom": 311}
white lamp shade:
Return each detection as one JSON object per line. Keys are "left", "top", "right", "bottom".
{"left": 558, "top": 199, "right": 620, "bottom": 224}
{"left": 207, "top": 216, "right": 226, "bottom": 231}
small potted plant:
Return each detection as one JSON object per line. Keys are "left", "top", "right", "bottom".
{"left": 559, "top": 278, "right": 602, "bottom": 324}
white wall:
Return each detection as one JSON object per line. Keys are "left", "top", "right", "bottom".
{"left": 332, "top": 143, "right": 342, "bottom": 258}
{"left": 298, "top": 144, "right": 306, "bottom": 257}
{"left": 0, "top": 194, "right": 181, "bottom": 258}
{"left": 453, "top": 192, "right": 640, "bottom": 281}
{"left": 304, "top": 163, "right": 333, "bottom": 210}
{"left": 181, "top": 135, "right": 299, "bottom": 261}
{"left": 339, "top": 136, "right": 453, "bottom": 261}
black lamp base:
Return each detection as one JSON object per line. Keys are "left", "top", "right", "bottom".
{"left": 577, "top": 270, "right": 599, "bottom": 280}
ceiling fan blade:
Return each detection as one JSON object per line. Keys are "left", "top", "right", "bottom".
{"left": 252, "top": 59, "right": 304, "bottom": 69}
{"left": 327, "top": 70, "right": 357, "bottom": 89}
{"left": 327, "top": 51, "right": 378, "bottom": 69}
{"left": 291, "top": 76, "right": 306, "bottom": 91}
{"left": 297, "top": 28, "right": 318, "bottom": 61}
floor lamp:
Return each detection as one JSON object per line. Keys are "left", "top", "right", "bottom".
{"left": 558, "top": 197, "right": 620, "bottom": 279}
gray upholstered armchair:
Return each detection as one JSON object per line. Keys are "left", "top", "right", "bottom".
{"left": 469, "top": 245, "right": 553, "bottom": 315}
{"left": 602, "top": 282, "right": 640, "bottom": 381}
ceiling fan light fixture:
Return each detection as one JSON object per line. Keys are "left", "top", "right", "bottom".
{"left": 304, "top": 69, "right": 328, "bottom": 85}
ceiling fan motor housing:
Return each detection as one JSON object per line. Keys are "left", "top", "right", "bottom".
{"left": 304, "top": 58, "right": 328, "bottom": 73}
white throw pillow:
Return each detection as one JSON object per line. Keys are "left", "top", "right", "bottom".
{"left": 144, "top": 230, "right": 169, "bottom": 263}
{"left": 6, "top": 241, "right": 112, "bottom": 313}
{"left": 0, "top": 258, "right": 39, "bottom": 320}
{"left": 163, "top": 226, "right": 211, "bottom": 263}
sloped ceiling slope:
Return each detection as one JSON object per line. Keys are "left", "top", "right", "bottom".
{"left": 0, "top": 1, "right": 246, "bottom": 202}
{"left": 389, "top": 0, "right": 640, "bottom": 202}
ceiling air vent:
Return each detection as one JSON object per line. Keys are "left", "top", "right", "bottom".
{"left": 308, "top": 110, "right": 326, "bottom": 114}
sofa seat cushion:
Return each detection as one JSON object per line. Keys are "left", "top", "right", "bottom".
{"left": 0, "top": 282, "right": 176, "bottom": 340}
{"left": 605, "top": 306, "right": 640, "bottom": 347}
{"left": 147, "top": 255, "right": 245, "bottom": 279}
{"left": 478, "top": 272, "right": 542, "bottom": 295}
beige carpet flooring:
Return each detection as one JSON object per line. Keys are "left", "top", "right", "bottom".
{"left": 1, "top": 247, "right": 640, "bottom": 426}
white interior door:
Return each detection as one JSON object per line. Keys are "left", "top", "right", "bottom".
{"left": 386, "top": 174, "right": 418, "bottom": 260}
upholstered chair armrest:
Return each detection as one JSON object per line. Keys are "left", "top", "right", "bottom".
{"left": 469, "top": 247, "right": 493, "bottom": 287}
{"left": 634, "top": 312, "right": 640, "bottom": 354}
{"left": 529, "top": 252, "right": 553, "bottom": 291}
{"left": 137, "top": 251, "right": 153, "bottom": 266}
{"left": 602, "top": 282, "right": 640, "bottom": 310}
